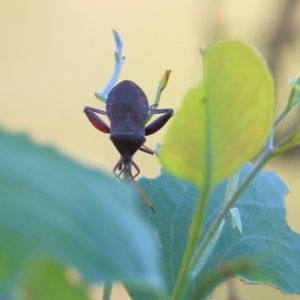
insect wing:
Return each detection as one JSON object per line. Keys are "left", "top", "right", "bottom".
{"left": 107, "top": 80, "right": 149, "bottom": 135}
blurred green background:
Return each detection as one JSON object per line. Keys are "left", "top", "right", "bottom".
{"left": 1, "top": 0, "right": 300, "bottom": 299}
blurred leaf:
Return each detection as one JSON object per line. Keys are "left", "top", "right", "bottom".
{"left": 160, "top": 41, "right": 275, "bottom": 186}
{"left": 129, "top": 164, "right": 300, "bottom": 299}
{"left": 0, "top": 129, "right": 163, "bottom": 294}
{"left": 21, "top": 259, "right": 89, "bottom": 300}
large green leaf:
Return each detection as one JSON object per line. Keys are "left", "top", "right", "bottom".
{"left": 129, "top": 165, "right": 300, "bottom": 299}
{"left": 0, "top": 129, "right": 163, "bottom": 295}
{"left": 160, "top": 41, "right": 275, "bottom": 186}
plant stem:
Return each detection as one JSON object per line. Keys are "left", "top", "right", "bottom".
{"left": 191, "top": 147, "right": 273, "bottom": 277}
{"left": 95, "top": 30, "right": 125, "bottom": 103}
{"left": 224, "top": 170, "right": 240, "bottom": 204}
{"left": 122, "top": 166, "right": 131, "bottom": 182}
{"left": 274, "top": 106, "right": 290, "bottom": 127}
{"left": 146, "top": 70, "right": 171, "bottom": 123}
{"left": 102, "top": 282, "right": 113, "bottom": 300}
{"left": 101, "top": 163, "right": 131, "bottom": 300}
{"left": 171, "top": 89, "right": 215, "bottom": 300}
{"left": 171, "top": 185, "right": 212, "bottom": 300}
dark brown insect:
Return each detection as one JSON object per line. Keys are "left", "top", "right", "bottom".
{"left": 84, "top": 80, "right": 173, "bottom": 212}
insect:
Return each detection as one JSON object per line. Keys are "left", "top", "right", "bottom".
{"left": 84, "top": 80, "right": 173, "bottom": 212}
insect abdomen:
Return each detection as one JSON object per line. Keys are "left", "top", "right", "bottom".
{"left": 110, "top": 133, "right": 146, "bottom": 157}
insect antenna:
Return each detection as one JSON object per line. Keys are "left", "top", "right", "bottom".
{"left": 127, "top": 162, "right": 155, "bottom": 214}
{"left": 130, "top": 176, "right": 156, "bottom": 214}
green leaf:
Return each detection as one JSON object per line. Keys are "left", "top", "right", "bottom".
{"left": 132, "top": 165, "right": 300, "bottom": 299}
{"left": 21, "top": 259, "right": 89, "bottom": 300}
{"left": 229, "top": 207, "right": 242, "bottom": 234}
{"left": 0, "top": 129, "right": 163, "bottom": 294}
{"left": 160, "top": 41, "right": 275, "bottom": 186}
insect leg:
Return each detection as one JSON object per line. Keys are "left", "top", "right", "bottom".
{"left": 84, "top": 106, "right": 110, "bottom": 133}
{"left": 130, "top": 160, "right": 140, "bottom": 179}
{"left": 145, "top": 107, "right": 174, "bottom": 136}
{"left": 139, "top": 144, "right": 155, "bottom": 155}
{"left": 113, "top": 157, "right": 124, "bottom": 178}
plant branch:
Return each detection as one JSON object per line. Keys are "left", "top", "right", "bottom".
{"left": 102, "top": 282, "right": 113, "bottom": 300}
{"left": 171, "top": 185, "right": 212, "bottom": 300}
{"left": 146, "top": 70, "right": 172, "bottom": 123}
{"left": 171, "top": 81, "right": 215, "bottom": 300}
{"left": 274, "top": 106, "right": 290, "bottom": 127}
{"left": 95, "top": 30, "right": 125, "bottom": 103}
{"left": 191, "top": 144, "right": 274, "bottom": 280}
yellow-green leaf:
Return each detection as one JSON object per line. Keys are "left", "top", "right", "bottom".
{"left": 159, "top": 40, "right": 275, "bottom": 186}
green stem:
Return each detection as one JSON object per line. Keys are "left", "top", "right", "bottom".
{"left": 102, "top": 282, "right": 113, "bottom": 300}
{"left": 171, "top": 83, "right": 214, "bottom": 300}
{"left": 224, "top": 170, "right": 240, "bottom": 204}
{"left": 274, "top": 77, "right": 300, "bottom": 127}
{"left": 191, "top": 147, "right": 273, "bottom": 275}
{"left": 146, "top": 70, "right": 171, "bottom": 123}
{"left": 171, "top": 185, "right": 212, "bottom": 300}
{"left": 122, "top": 166, "right": 131, "bottom": 182}
{"left": 274, "top": 106, "right": 290, "bottom": 127}
{"left": 103, "top": 166, "right": 131, "bottom": 300}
